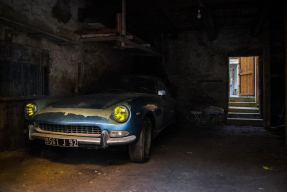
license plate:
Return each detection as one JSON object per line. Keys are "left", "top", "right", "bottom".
{"left": 45, "top": 138, "right": 78, "bottom": 147}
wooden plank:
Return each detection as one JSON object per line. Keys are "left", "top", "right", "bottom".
{"left": 239, "top": 57, "right": 255, "bottom": 96}
{"left": 239, "top": 93, "right": 255, "bottom": 96}
{"left": 80, "top": 36, "right": 117, "bottom": 42}
{"left": 117, "top": 36, "right": 163, "bottom": 57}
{"left": 238, "top": 57, "right": 241, "bottom": 95}
{"left": 0, "top": 96, "right": 47, "bottom": 101}
{"left": 263, "top": 31, "right": 271, "bottom": 130}
{"left": 80, "top": 33, "right": 117, "bottom": 38}
{"left": 239, "top": 71, "right": 253, "bottom": 75}
{"left": 75, "top": 28, "right": 117, "bottom": 35}
{"left": 113, "top": 44, "right": 151, "bottom": 49}
{"left": 80, "top": 35, "right": 133, "bottom": 43}
{"left": 0, "top": 17, "right": 77, "bottom": 45}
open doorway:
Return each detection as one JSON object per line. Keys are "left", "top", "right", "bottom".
{"left": 229, "top": 56, "right": 258, "bottom": 97}
{"left": 228, "top": 56, "right": 262, "bottom": 126}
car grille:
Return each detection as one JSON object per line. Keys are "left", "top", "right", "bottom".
{"left": 36, "top": 123, "right": 102, "bottom": 136}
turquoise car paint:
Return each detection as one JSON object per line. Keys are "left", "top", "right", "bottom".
{"left": 25, "top": 75, "right": 176, "bottom": 148}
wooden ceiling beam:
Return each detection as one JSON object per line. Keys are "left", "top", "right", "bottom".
{"left": 79, "top": 35, "right": 133, "bottom": 42}
{"left": 117, "top": 36, "right": 162, "bottom": 57}
{"left": 0, "top": 17, "right": 77, "bottom": 45}
{"left": 79, "top": 0, "right": 259, "bottom": 19}
{"left": 79, "top": 35, "right": 162, "bottom": 56}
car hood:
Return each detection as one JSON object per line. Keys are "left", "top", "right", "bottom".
{"left": 51, "top": 93, "right": 143, "bottom": 109}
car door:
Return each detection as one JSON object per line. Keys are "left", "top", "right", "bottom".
{"left": 157, "top": 79, "right": 176, "bottom": 128}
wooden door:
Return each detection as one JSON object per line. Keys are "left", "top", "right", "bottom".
{"left": 238, "top": 57, "right": 255, "bottom": 96}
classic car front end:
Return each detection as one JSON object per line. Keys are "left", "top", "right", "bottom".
{"left": 26, "top": 98, "right": 142, "bottom": 148}
{"left": 25, "top": 75, "right": 176, "bottom": 163}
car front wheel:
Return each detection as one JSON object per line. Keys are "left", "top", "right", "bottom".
{"left": 128, "top": 117, "right": 152, "bottom": 163}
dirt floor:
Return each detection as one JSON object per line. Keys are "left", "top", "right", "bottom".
{"left": 0, "top": 124, "right": 286, "bottom": 192}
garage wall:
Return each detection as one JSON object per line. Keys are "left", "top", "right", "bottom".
{"left": 0, "top": 0, "right": 133, "bottom": 96}
{"left": 82, "top": 43, "right": 133, "bottom": 93}
{"left": 165, "top": 28, "right": 262, "bottom": 121}
{"left": 0, "top": 0, "right": 85, "bottom": 39}
{"left": 0, "top": 0, "right": 83, "bottom": 96}
{"left": 0, "top": 0, "right": 133, "bottom": 151}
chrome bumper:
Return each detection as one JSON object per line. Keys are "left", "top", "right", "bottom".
{"left": 28, "top": 125, "right": 136, "bottom": 148}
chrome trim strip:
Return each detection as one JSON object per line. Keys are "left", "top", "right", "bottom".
{"left": 35, "top": 128, "right": 101, "bottom": 137}
{"left": 30, "top": 132, "right": 136, "bottom": 146}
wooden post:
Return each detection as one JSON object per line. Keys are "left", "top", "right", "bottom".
{"left": 116, "top": 13, "right": 122, "bottom": 48}
{"left": 285, "top": 0, "right": 287, "bottom": 148}
{"left": 121, "top": 0, "right": 126, "bottom": 48}
{"left": 263, "top": 30, "right": 271, "bottom": 130}
{"left": 116, "top": 13, "right": 122, "bottom": 35}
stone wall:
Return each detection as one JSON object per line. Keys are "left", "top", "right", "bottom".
{"left": 0, "top": 0, "right": 133, "bottom": 96}
{"left": 165, "top": 28, "right": 262, "bottom": 122}
{"left": 0, "top": 0, "right": 133, "bottom": 151}
{"left": 0, "top": 0, "right": 84, "bottom": 96}
{"left": 0, "top": 0, "right": 86, "bottom": 41}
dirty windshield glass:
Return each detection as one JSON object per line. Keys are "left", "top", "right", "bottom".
{"left": 89, "top": 76, "right": 156, "bottom": 94}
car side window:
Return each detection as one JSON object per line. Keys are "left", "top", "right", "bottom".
{"left": 157, "top": 80, "right": 171, "bottom": 96}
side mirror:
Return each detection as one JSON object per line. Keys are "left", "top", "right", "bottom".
{"left": 158, "top": 90, "right": 166, "bottom": 96}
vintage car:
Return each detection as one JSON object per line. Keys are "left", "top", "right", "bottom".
{"left": 25, "top": 75, "right": 176, "bottom": 163}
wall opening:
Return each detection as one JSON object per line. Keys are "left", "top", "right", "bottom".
{"left": 229, "top": 56, "right": 258, "bottom": 98}
{"left": 227, "top": 56, "right": 262, "bottom": 126}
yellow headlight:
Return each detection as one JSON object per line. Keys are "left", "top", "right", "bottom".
{"left": 25, "top": 103, "right": 37, "bottom": 117}
{"left": 113, "top": 106, "right": 129, "bottom": 122}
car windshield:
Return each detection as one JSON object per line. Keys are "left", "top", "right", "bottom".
{"left": 89, "top": 76, "right": 156, "bottom": 94}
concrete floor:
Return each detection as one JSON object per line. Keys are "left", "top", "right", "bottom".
{"left": 0, "top": 124, "right": 286, "bottom": 192}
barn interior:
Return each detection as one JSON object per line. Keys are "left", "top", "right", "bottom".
{"left": 0, "top": 0, "right": 287, "bottom": 191}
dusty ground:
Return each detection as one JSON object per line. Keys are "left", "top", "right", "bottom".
{"left": 0, "top": 124, "right": 286, "bottom": 192}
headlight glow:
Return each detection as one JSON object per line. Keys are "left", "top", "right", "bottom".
{"left": 113, "top": 106, "right": 129, "bottom": 123}
{"left": 25, "top": 103, "right": 37, "bottom": 117}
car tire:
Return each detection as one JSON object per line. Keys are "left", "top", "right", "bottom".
{"left": 128, "top": 117, "right": 152, "bottom": 163}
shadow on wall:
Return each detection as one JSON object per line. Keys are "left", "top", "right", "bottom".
{"left": 132, "top": 56, "right": 166, "bottom": 78}
{"left": 131, "top": 56, "right": 178, "bottom": 98}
